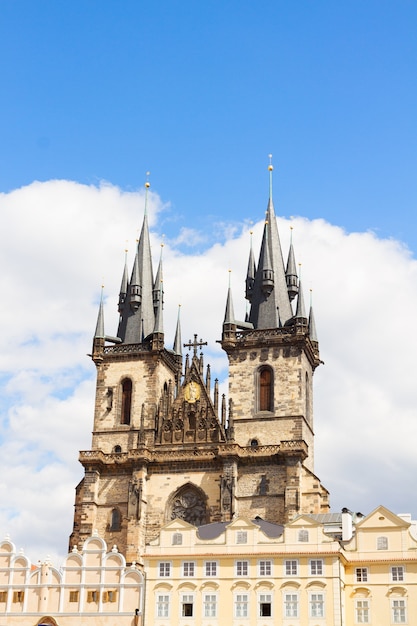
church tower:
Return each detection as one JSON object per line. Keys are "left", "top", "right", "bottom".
{"left": 70, "top": 168, "right": 329, "bottom": 564}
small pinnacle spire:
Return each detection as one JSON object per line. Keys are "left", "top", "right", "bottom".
{"left": 153, "top": 281, "right": 164, "bottom": 334}
{"left": 118, "top": 248, "right": 129, "bottom": 313}
{"left": 224, "top": 270, "right": 236, "bottom": 324}
{"left": 309, "top": 289, "right": 318, "bottom": 343}
{"left": 173, "top": 305, "right": 182, "bottom": 356}
{"left": 245, "top": 230, "right": 256, "bottom": 302}
{"left": 286, "top": 226, "right": 299, "bottom": 302}
{"left": 295, "top": 267, "right": 307, "bottom": 319}
{"left": 94, "top": 286, "right": 105, "bottom": 339}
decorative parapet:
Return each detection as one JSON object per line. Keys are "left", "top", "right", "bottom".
{"left": 79, "top": 440, "right": 308, "bottom": 467}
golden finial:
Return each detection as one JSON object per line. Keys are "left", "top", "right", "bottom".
{"left": 268, "top": 153, "right": 273, "bottom": 171}
{"left": 145, "top": 171, "right": 150, "bottom": 189}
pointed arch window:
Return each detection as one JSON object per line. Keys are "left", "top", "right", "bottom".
{"left": 121, "top": 378, "right": 132, "bottom": 425}
{"left": 110, "top": 508, "right": 121, "bottom": 531}
{"left": 258, "top": 367, "right": 273, "bottom": 412}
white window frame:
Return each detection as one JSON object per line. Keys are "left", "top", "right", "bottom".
{"left": 298, "top": 529, "right": 309, "bottom": 542}
{"left": 284, "top": 592, "right": 299, "bottom": 618}
{"left": 235, "top": 593, "right": 249, "bottom": 618}
{"left": 377, "top": 535, "right": 388, "bottom": 550}
{"left": 259, "top": 559, "right": 272, "bottom": 576}
{"left": 309, "top": 592, "right": 325, "bottom": 618}
{"left": 236, "top": 530, "right": 248, "bottom": 544}
{"left": 203, "top": 593, "right": 217, "bottom": 618}
{"left": 172, "top": 532, "right": 182, "bottom": 545}
{"left": 205, "top": 560, "right": 217, "bottom": 577}
{"left": 284, "top": 559, "right": 299, "bottom": 576}
{"left": 259, "top": 592, "right": 272, "bottom": 617}
{"left": 236, "top": 560, "right": 249, "bottom": 576}
{"left": 181, "top": 593, "right": 194, "bottom": 618}
{"left": 158, "top": 561, "right": 171, "bottom": 577}
{"left": 156, "top": 593, "right": 170, "bottom": 618}
{"left": 182, "top": 561, "right": 195, "bottom": 577}
{"left": 355, "top": 567, "right": 368, "bottom": 582}
{"left": 355, "top": 599, "right": 370, "bottom": 624}
{"left": 391, "top": 565, "right": 405, "bottom": 582}
{"left": 310, "top": 559, "right": 323, "bottom": 576}
{"left": 391, "top": 598, "right": 406, "bottom": 623}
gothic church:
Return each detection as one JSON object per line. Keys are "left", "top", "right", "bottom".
{"left": 70, "top": 167, "right": 329, "bottom": 563}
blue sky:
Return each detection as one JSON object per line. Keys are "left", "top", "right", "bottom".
{"left": 1, "top": 1, "right": 417, "bottom": 563}
{"left": 1, "top": 1, "right": 416, "bottom": 248}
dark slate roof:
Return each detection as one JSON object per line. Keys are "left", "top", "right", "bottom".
{"left": 197, "top": 517, "right": 284, "bottom": 540}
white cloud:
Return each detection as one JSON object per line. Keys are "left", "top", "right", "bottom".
{"left": 1, "top": 180, "right": 417, "bottom": 564}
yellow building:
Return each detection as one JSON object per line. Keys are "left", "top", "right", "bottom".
{"left": 342, "top": 506, "right": 417, "bottom": 625}
{"left": 0, "top": 533, "right": 144, "bottom": 626}
{"left": 142, "top": 506, "right": 417, "bottom": 626}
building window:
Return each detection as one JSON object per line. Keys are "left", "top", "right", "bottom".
{"left": 172, "top": 532, "right": 182, "bottom": 545}
{"left": 310, "top": 559, "right": 323, "bottom": 576}
{"left": 157, "top": 594, "right": 169, "bottom": 618}
{"left": 236, "top": 560, "right": 248, "bottom": 576}
{"left": 236, "top": 531, "right": 247, "bottom": 544}
{"left": 298, "top": 529, "right": 309, "bottom": 542}
{"left": 109, "top": 508, "right": 121, "bottom": 531}
{"left": 0, "top": 591, "right": 7, "bottom": 603}
{"left": 182, "top": 562, "right": 195, "bottom": 577}
{"left": 355, "top": 567, "right": 368, "bottom": 582}
{"left": 204, "top": 594, "right": 217, "bottom": 617}
{"left": 121, "top": 378, "right": 132, "bottom": 425}
{"left": 13, "top": 591, "right": 24, "bottom": 603}
{"left": 391, "top": 566, "right": 405, "bottom": 582}
{"left": 205, "top": 561, "right": 217, "bottom": 577}
{"left": 235, "top": 593, "right": 249, "bottom": 617}
{"left": 377, "top": 535, "right": 388, "bottom": 550}
{"left": 284, "top": 559, "right": 298, "bottom": 576}
{"left": 259, "top": 367, "right": 273, "bottom": 411}
{"left": 392, "top": 599, "right": 406, "bottom": 623}
{"left": 102, "top": 590, "right": 117, "bottom": 603}
{"left": 158, "top": 561, "right": 171, "bottom": 577}
{"left": 69, "top": 590, "right": 79, "bottom": 603}
{"left": 87, "top": 590, "right": 98, "bottom": 603}
{"left": 259, "top": 560, "right": 272, "bottom": 576}
{"left": 181, "top": 594, "right": 194, "bottom": 617}
{"left": 284, "top": 593, "right": 298, "bottom": 618}
{"left": 355, "top": 599, "right": 370, "bottom": 623}
{"left": 259, "top": 593, "right": 272, "bottom": 617}
{"left": 310, "top": 593, "right": 325, "bottom": 618}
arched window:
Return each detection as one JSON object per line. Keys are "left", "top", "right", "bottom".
{"left": 121, "top": 378, "right": 132, "bottom": 425}
{"left": 259, "top": 367, "right": 273, "bottom": 412}
{"left": 110, "top": 508, "right": 121, "bottom": 531}
{"left": 113, "top": 445, "right": 122, "bottom": 453}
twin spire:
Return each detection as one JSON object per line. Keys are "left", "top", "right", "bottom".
{"left": 94, "top": 162, "right": 318, "bottom": 350}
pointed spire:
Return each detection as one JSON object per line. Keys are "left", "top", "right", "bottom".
{"left": 308, "top": 290, "right": 318, "bottom": 343}
{"left": 285, "top": 227, "right": 299, "bottom": 302}
{"left": 94, "top": 286, "right": 105, "bottom": 339}
{"left": 173, "top": 305, "right": 182, "bottom": 356}
{"left": 153, "top": 280, "right": 164, "bottom": 334}
{"left": 248, "top": 156, "right": 293, "bottom": 329}
{"left": 295, "top": 267, "right": 307, "bottom": 320}
{"left": 119, "top": 175, "right": 156, "bottom": 344}
{"left": 224, "top": 271, "right": 236, "bottom": 324}
{"left": 118, "top": 248, "right": 129, "bottom": 313}
{"left": 245, "top": 230, "right": 256, "bottom": 301}
{"left": 153, "top": 243, "right": 164, "bottom": 310}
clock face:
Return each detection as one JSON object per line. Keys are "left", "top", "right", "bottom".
{"left": 184, "top": 381, "right": 201, "bottom": 403}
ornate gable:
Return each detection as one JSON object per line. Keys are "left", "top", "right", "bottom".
{"left": 155, "top": 352, "right": 226, "bottom": 446}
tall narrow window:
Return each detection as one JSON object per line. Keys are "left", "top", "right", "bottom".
{"left": 110, "top": 508, "right": 121, "bottom": 531}
{"left": 259, "top": 367, "right": 273, "bottom": 411}
{"left": 121, "top": 378, "right": 132, "bottom": 425}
